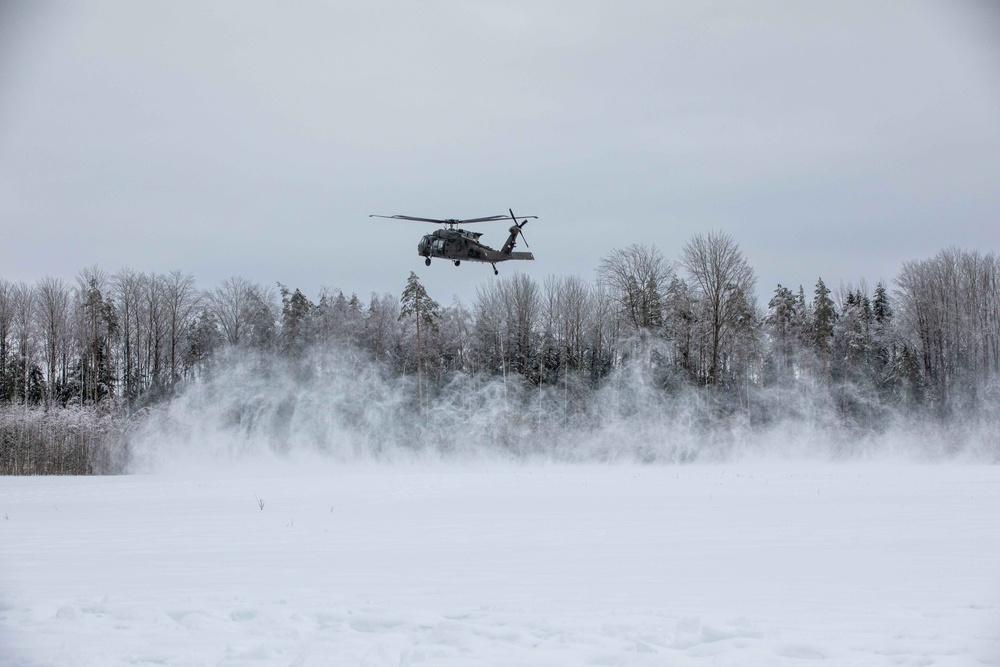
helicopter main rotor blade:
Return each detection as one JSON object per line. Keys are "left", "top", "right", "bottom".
{"left": 457, "top": 215, "right": 511, "bottom": 223}
{"left": 369, "top": 214, "right": 453, "bottom": 223}
{"left": 370, "top": 214, "right": 516, "bottom": 224}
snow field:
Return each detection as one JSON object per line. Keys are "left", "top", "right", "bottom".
{"left": 1, "top": 462, "right": 999, "bottom": 666}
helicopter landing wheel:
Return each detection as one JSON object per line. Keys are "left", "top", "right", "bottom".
{"left": 424, "top": 257, "right": 431, "bottom": 266}
{"left": 493, "top": 266, "right": 499, "bottom": 276}
{"left": 454, "top": 260, "right": 461, "bottom": 267}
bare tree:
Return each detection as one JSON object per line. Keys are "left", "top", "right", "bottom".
{"left": 588, "top": 282, "right": 621, "bottom": 380}
{"left": 896, "top": 247, "right": 1000, "bottom": 414}
{"left": 163, "top": 271, "right": 199, "bottom": 384}
{"left": 506, "top": 273, "right": 541, "bottom": 378}
{"left": 37, "top": 276, "right": 72, "bottom": 403}
{"left": 473, "top": 273, "right": 542, "bottom": 379}
{"left": 112, "top": 268, "right": 145, "bottom": 400}
{"left": 143, "top": 273, "right": 168, "bottom": 389}
{"left": 681, "top": 231, "right": 757, "bottom": 386}
{"left": 11, "top": 282, "right": 38, "bottom": 403}
{"left": 541, "top": 275, "right": 592, "bottom": 375}
{"left": 0, "top": 280, "right": 12, "bottom": 390}
{"left": 474, "top": 279, "right": 507, "bottom": 375}
{"left": 598, "top": 244, "right": 674, "bottom": 333}
{"left": 209, "top": 276, "right": 256, "bottom": 346}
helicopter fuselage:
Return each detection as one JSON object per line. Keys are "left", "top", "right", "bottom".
{"left": 369, "top": 210, "right": 536, "bottom": 274}
{"left": 418, "top": 227, "right": 533, "bottom": 265}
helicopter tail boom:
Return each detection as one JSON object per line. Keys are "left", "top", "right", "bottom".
{"left": 481, "top": 249, "right": 533, "bottom": 262}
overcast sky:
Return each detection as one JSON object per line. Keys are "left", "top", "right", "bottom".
{"left": 2, "top": 1, "right": 998, "bottom": 307}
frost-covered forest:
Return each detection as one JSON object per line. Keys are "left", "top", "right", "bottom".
{"left": 2, "top": 232, "right": 999, "bottom": 474}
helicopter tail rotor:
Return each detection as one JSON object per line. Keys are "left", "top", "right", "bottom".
{"left": 507, "top": 208, "right": 531, "bottom": 249}
{"left": 499, "top": 208, "right": 538, "bottom": 255}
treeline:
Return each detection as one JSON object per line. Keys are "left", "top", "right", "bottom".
{"left": 2, "top": 233, "right": 999, "bottom": 472}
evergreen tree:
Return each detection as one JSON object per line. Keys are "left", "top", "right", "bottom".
{"left": 662, "top": 276, "right": 697, "bottom": 380}
{"left": 246, "top": 288, "right": 279, "bottom": 351}
{"left": 838, "top": 289, "right": 873, "bottom": 374}
{"left": 831, "top": 286, "right": 878, "bottom": 420}
{"left": 793, "top": 285, "right": 811, "bottom": 346}
{"left": 7, "top": 355, "right": 45, "bottom": 405}
{"left": 812, "top": 278, "right": 836, "bottom": 355}
{"left": 766, "top": 284, "right": 797, "bottom": 381}
{"left": 872, "top": 282, "right": 891, "bottom": 325}
{"left": 313, "top": 288, "right": 340, "bottom": 344}
{"left": 813, "top": 278, "right": 836, "bottom": 385}
{"left": 185, "top": 308, "right": 222, "bottom": 376}
{"left": 399, "top": 272, "right": 440, "bottom": 333}
{"left": 399, "top": 272, "right": 440, "bottom": 407}
{"left": 347, "top": 293, "right": 365, "bottom": 347}
{"left": 78, "top": 278, "right": 119, "bottom": 405}
{"left": 869, "top": 281, "right": 895, "bottom": 394}
{"left": 279, "top": 284, "right": 314, "bottom": 357}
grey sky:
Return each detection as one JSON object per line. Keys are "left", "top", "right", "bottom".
{"left": 2, "top": 1, "right": 998, "bottom": 307}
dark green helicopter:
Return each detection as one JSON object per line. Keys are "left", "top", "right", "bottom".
{"left": 370, "top": 209, "right": 537, "bottom": 275}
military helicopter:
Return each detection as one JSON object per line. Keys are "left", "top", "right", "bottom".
{"left": 370, "top": 209, "right": 537, "bottom": 275}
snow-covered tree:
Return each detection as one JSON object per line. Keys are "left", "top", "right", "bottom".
{"left": 210, "top": 277, "right": 271, "bottom": 348}
{"left": 72, "top": 269, "right": 117, "bottom": 405}
{"left": 37, "top": 276, "right": 73, "bottom": 403}
{"left": 185, "top": 306, "right": 221, "bottom": 373}
{"left": 163, "top": 271, "right": 199, "bottom": 385}
{"left": 812, "top": 278, "right": 836, "bottom": 386}
{"left": 765, "top": 284, "right": 798, "bottom": 383}
{"left": 896, "top": 248, "right": 1000, "bottom": 416}
{"left": 279, "top": 284, "right": 314, "bottom": 357}
{"left": 364, "top": 292, "right": 402, "bottom": 365}
{"left": 0, "top": 280, "right": 13, "bottom": 399}
{"left": 598, "top": 244, "right": 672, "bottom": 334}
{"left": 681, "top": 231, "right": 757, "bottom": 387}
{"left": 399, "top": 272, "right": 441, "bottom": 404}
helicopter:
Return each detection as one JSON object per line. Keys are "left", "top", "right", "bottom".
{"left": 370, "top": 209, "right": 537, "bottom": 275}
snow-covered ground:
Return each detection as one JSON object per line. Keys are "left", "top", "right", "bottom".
{"left": 2, "top": 461, "right": 998, "bottom": 666}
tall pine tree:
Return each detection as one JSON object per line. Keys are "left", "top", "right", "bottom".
{"left": 813, "top": 278, "right": 836, "bottom": 386}
{"left": 279, "top": 284, "right": 314, "bottom": 357}
{"left": 399, "top": 272, "right": 440, "bottom": 409}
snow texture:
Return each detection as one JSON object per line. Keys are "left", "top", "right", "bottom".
{"left": 1, "top": 462, "right": 998, "bottom": 666}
